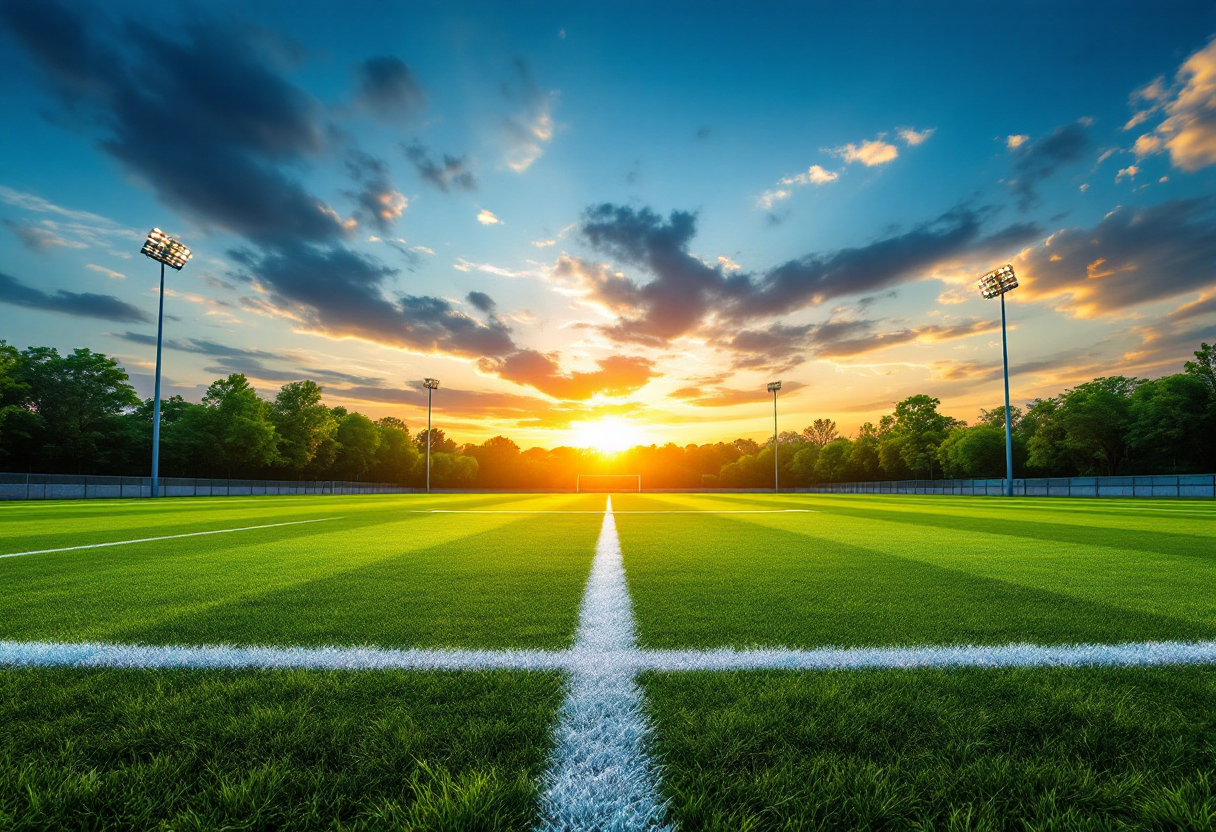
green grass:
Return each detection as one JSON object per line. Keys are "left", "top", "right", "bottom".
{"left": 0, "top": 667, "right": 564, "bottom": 831}
{"left": 612, "top": 493, "right": 1216, "bottom": 649}
{"left": 0, "top": 494, "right": 605, "bottom": 649}
{"left": 641, "top": 666, "right": 1216, "bottom": 831}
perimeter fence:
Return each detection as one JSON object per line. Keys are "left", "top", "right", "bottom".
{"left": 797, "top": 474, "right": 1216, "bottom": 498}
{"left": 0, "top": 473, "right": 416, "bottom": 501}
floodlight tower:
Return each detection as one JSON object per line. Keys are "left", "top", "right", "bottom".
{"left": 978, "top": 264, "right": 1019, "bottom": 497}
{"left": 767, "top": 380, "right": 782, "bottom": 493}
{"left": 423, "top": 378, "right": 440, "bottom": 493}
{"left": 140, "top": 228, "right": 192, "bottom": 498}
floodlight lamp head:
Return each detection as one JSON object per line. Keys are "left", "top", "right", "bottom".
{"left": 767, "top": 381, "right": 782, "bottom": 393}
{"left": 978, "top": 264, "right": 1018, "bottom": 299}
{"left": 141, "top": 228, "right": 191, "bottom": 270}
{"left": 423, "top": 378, "right": 440, "bottom": 390}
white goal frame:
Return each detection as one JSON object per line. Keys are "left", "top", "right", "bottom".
{"left": 576, "top": 474, "right": 641, "bottom": 493}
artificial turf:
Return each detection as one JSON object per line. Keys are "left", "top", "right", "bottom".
{"left": 0, "top": 667, "right": 564, "bottom": 831}
{"left": 641, "top": 666, "right": 1216, "bottom": 831}
{"left": 0, "top": 494, "right": 604, "bottom": 649}
{"left": 612, "top": 493, "right": 1216, "bottom": 649}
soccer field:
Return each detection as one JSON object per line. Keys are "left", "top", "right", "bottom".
{"left": 2, "top": 493, "right": 1215, "bottom": 829}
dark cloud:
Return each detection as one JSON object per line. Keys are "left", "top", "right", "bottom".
{"left": 478, "top": 351, "right": 658, "bottom": 400}
{"left": 0, "top": 0, "right": 348, "bottom": 245}
{"left": 403, "top": 142, "right": 477, "bottom": 192}
{"left": 466, "top": 291, "right": 497, "bottom": 313}
{"left": 0, "top": 271, "right": 150, "bottom": 322}
{"left": 353, "top": 56, "right": 425, "bottom": 122}
{"left": 1007, "top": 120, "right": 1091, "bottom": 209}
{"left": 344, "top": 150, "right": 405, "bottom": 233}
{"left": 114, "top": 331, "right": 287, "bottom": 360}
{"left": 1168, "top": 293, "right": 1216, "bottom": 323}
{"left": 720, "top": 318, "right": 1001, "bottom": 372}
{"left": 1016, "top": 197, "right": 1216, "bottom": 315}
{"left": 571, "top": 203, "right": 1039, "bottom": 345}
{"left": 230, "top": 243, "right": 517, "bottom": 358}
{"left": 333, "top": 383, "right": 547, "bottom": 421}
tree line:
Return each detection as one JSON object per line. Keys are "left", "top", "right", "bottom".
{"left": 1, "top": 339, "right": 1212, "bottom": 488}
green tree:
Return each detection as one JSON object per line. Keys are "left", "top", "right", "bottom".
{"left": 369, "top": 419, "right": 420, "bottom": 485}
{"left": 19, "top": 346, "right": 139, "bottom": 472}
{"left": 815, "top": 438, "right": 853, "bottom": 482}
{"left": 790, "top": 444, "right": 821, "bottom": 485}
{"left": 202, "top": 375, "right": 279, "bottom": 476}
{"left": 414, "top": 428, "right": 457, "bottom": 455}
{"left": 0, "top": 341, "right": 34, "bottom": 463}
{"left": 1184, "top": 342, "right": 1216, "bottom": 396}
{"left": 1055, "top": 376, "right": 1141, "bottom": 476}
{"left": 850, "top": 423, "right": 882, "bottom": 480}
{"left": 1127, "top": 374, "right": 1214, "bottom": 473}
{"left": 272, "top": 381, "right": 336, "bottom": 475}
{"left": 800, "top": 418, "right": 839, "bottom": 447}
{"left": 334, "top": 412, "right": 382, "bottom": 479}
{"left": 884, "top": 395, "right": 962, "bottom": 478}
{"left": 937, "top": 425, "right": 1007, "bottom": 478}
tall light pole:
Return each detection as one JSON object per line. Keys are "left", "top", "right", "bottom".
{"left": 978, "top": 264, "right": 1019, "bottom": 497}
{"left": 140, "top": 228, "right": 191, "bottom": 498}
{"left": 767, "top": 380, "right": 782, "bottom": 493}
{"left": 423, "top": 378, "right": 440, "bottom": 493}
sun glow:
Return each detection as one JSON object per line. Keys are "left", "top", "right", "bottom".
{"left": 571, "top": 418, "right": 645, "bottom": 454}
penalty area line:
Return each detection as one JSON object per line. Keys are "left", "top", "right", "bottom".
{"left": 0, "top": 517, "right": 343, "bottom": 559}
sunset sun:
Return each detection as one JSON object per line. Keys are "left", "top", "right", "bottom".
{"left": 572, "top": 418, "right": 645, "bottom": 454}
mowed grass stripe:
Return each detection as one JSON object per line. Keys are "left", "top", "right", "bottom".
{"left": 0, "top": 496, "right": 602, "bottom": 649}
{"left": 613, "top": 495, "right": 1216, "bottom": 649}
{"left": 641, "top": 666, "right": 1216, "bottom": 831}
{"left": 0, "top": 667, "right": 564, "bottom": 831}
{"left": 0, "top": 493, "right": 564, "bottom": 553}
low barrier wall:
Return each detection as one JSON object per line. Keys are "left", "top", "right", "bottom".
{"left": 797, "top": 474, "right": 1216, "bottom": 498}
{"left": 0, "top": 473, "right": 416, "bottom": 500}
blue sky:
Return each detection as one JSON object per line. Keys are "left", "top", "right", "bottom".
{"left": 1, "top": 1, "right": 1214, "bottom": 447}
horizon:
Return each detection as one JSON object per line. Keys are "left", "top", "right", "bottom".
{"left": 2, "top": 1, "right": 1215, "bottom": 451}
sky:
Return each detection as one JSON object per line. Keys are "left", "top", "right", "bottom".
{"left": 1, "top": 0, "right": 1215, "bottom": 451}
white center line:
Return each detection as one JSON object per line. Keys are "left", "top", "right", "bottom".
{"left": 536, "top": 496, "right": 672, "bottom": 831}
{"left": 0, "top": 517, "right": 342, "bottom": 559}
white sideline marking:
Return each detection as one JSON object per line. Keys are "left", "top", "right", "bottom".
{"left": 536, "top": 496, "right": 672, "bottom": 831}
{"left": 6, "top": 638, "right": 1216, "bottom": 674}
{"left": 0, "top": 518, "right": 341, "bottom": 559}
{"left": 420, "top": 509, "right": 813, "bottom": 514}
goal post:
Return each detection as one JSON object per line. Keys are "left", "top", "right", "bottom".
{"left": 576, "top": 474, "right": 641, "bottom": 493}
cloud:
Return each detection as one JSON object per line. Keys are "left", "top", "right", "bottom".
{"left": 466, "top": 291, "right": 497, "bottom": 313}
{"left": 501, "top": 59, "right": 555, "bottom": 172}
{"left": 670, "top": 381, "right": 807, "bottom": 408}
{"left": 0, "top": 186, "right": 141, "bottom": 254}
{"left": 1014, "top": 197, "right": 1216, "bottom": 316}
{"left": 352, "top": 56, "right": 425, "bottom": 123}
{"left": 897, "top": 127, "right": 934, "bottom": 146}
{"left": 719, "top": 318, "right": 1000, "bottom": 371}
{"left": 477, "top": 208, "right": 502, "bottom": 225}
{"left": 569, "top": 203, "right": 1040, "bottom": 346}
{"left": 1006, "top": 134, "right": 1029, "bottom": 150}
{"left": 3, "top": 218, "right": 88, "bottom": 251}
{"left": 532, "top": 239, "right": 556, "bottom": 248}
{"left": 229, "top": 243, "right": 518, "bottom": 358}
{"left": 1115, "top": 165, "right": 1139, "bottom": 182}
{"left": 344, "top": 150, "right": 406, "bottom": 233}
{"left": 0, "top": 0, "right": 349, "bottom": 245}
{"left": 402, "top": 142, "right": 477, "bottom": 192}
{"left": 0, "top": 271, "right": 150, "bottom": 322}
{"left": 1167, "top": 291, "right": 1216, "bottom": 323}
{"left": 830, "top": 136, "right": 899, "bottom": 166}
{"left": 86, "top": 263, "right": 125, "bottom": 279}
{"left": 478, "top": 350, "right": 657, "bottom": 400}
{"left": 1006, "top": 119, "right": 1091, "bottom": 208}
{"left": 758, "top": 164, "right": 839, "bottom": 209}
{"left": 1130, "top": 36, "right": 1216, "bottom": 171}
